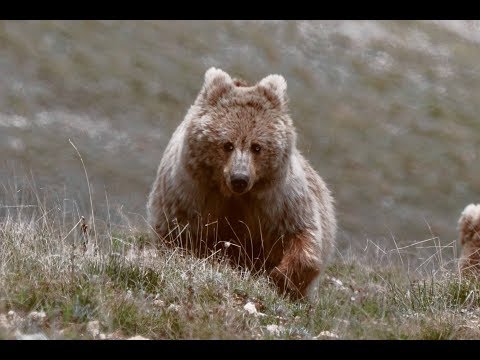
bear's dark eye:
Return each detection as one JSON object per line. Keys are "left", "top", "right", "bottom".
{"left": 251, "top": 143, "right": 261, "bottom": 153}
{"left": 223, "top": 142, "right": 234, "bottom": 152}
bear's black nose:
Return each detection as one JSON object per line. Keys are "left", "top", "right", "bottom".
{"left": 230, "top": 174, "right": 249, "bottom": 194}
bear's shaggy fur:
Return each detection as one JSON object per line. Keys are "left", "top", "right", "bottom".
{"left": 458, "top": 203, "right": 480, "bottom": 275}
{"left": 147, "top": 67, "right": 336, "bottom": 300}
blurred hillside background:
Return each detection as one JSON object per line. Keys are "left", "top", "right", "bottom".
{"left": 0, "top": 20, "right": 479, "bottom": 261}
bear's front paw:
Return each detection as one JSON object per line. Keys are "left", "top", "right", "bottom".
{"left": 269, "top": 267, "right": 306, "bottom": 301}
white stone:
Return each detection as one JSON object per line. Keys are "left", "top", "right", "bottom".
{"left": 28, "top": 311, "right": 47, "bottom": 324}
{"left": 7, "top": 310, "right": 22, "bottom": 328}
{"left": 15, "top": 332, "right": 48, "bottom": 340}
{"left": 316, "top": 331, "right": 339, "bottom": 339}
{"left": 153, "top": 299, "right": 165, "bottom": 307}
{"left": 127, "top": 335, "right": 149, "bottom": 340}
{"left": 87, "top": 320, "right": 101, "bottom": 338}
{"left": 243, "top": 302, "right": 266, "bottom": 317}
{"left": 266, "top": 324, "right": 285, "bottom": 336}
{"left": 0, "top": 314, "right": 10, "bottom": 330}
{"left": 243, "top": 301, "right": 258, "bottom": 315}
{"left": 167, "top": 304, "right": 180, "bottom": 313}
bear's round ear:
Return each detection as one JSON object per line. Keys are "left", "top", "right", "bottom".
{"left": 258, "top": 74, "right": 288, "bottom": 107}
{"left": 458, "top": 203, "right": 480, "bottom": 245}
{"left": 204, "top": 67, "right": 234, "bottom": 87}
{"left": 198, "top": 67, "right": 234, "bottom": 106}
{"left": 459, "top": 204, "right": 480, "bottom": 229}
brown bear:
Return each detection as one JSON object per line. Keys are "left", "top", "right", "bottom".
{"left": 458, "top": 203, "right": 480, "bottom": 275}
{"left": 147, "top": 67, "right": 336, "bottom": 300}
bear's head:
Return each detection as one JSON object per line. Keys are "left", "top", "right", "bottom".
{"left": 459, "top": 203, "right": 480, "bottom": 246}
{"left": 184, "top": 67, "right": 297, "bottom": 197}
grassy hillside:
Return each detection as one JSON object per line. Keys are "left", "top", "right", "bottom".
{"left": 1, "top": 196, "right": 479, "bottom": 340}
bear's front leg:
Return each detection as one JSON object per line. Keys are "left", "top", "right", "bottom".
{"left": 269, "top": 230, "right": 323, "bottom": 300}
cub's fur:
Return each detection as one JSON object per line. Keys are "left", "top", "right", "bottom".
{"left": 458, "top": 203, "right": 480, "bottom": 275}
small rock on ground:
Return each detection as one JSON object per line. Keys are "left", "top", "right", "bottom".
{"left": 127, "top": 335, "right": 149, "bottom": 340}
{"left": 87, "top": 320, "right": 101, "bottom": 338}
{"left": 15, "top": 332, "right": 49, "bottom": 340}
{"left": 7, "top": 310, "right": 22, "bottom": 328}
{"left": 243, "top": 301, "right": 266, "bottom": 317}
{"left": 167, "top": 304, "right": 180, "bottom": 313}
{"left": 0, "top": 314, "right": 10, "bottom": 330}
{"left": 266, "top": 324, "right": 285, "bottom": 336}
{"left": 314, "top": 331, "right": 339, "bottom": 339}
